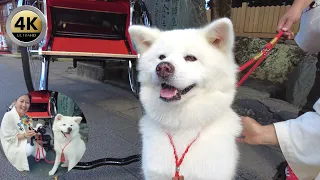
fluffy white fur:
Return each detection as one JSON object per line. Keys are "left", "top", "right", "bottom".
{"left": 49, "top": 114, "right": 86, "bottom": 176}
{"left": 129, "top": 18, "right": 242, "bottom": 180}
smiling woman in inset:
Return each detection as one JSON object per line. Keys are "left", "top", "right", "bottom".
{"left": 0, "top": 93, "right": 40, "bottom": 172}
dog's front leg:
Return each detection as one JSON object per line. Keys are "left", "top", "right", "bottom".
{"left": 61, "top": 159, "right": 68, "bottom": 168}
{"left": 49, "top": 153, "right": 61, "bottom": 176}
{"left": 143, "top": 170, "right": 169, "bottom": 180}
{"left": 67, "top": 158, "right": 77, "bottom": 171}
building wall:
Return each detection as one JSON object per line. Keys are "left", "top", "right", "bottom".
{"left": 0, "top": 1, "right": 19, "bottom": 53}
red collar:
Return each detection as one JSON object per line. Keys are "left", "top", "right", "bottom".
{"left": 167, "top": 132, "right": 200, "bottom": 179}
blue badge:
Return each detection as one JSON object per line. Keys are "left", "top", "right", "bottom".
{"left": 17, "top": 122, "right": 24, "bottom": 131}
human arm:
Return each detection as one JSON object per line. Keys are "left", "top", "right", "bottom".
{"left": 291, "top": 0, "right": 315, "bottom": 11}
{"left": 277, "top": 0, "right": 314, "bottom": 39}
{"left": 1, "top": 113, "right": 21, "bottom": 146}
{"left": 238, "top": 100, "right": 320, "bottom": 180}
{"left": 273, "top": 111, "right": 320, "bottom": 180}
{"left": 1, "top": 113, "right": 36, "bottom": 142}
{"left": 16, "top": 133, "right": 27, "bottom": 140}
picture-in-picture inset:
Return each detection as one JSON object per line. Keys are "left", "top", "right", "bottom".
{"left": 0, "top": 90, "right": 89, "bottom": 178}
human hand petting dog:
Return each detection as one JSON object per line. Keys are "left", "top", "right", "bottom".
{"left": 237, "top": 116, "right": 279, "bottom": 146}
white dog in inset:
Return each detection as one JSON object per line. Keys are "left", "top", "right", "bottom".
{"left": 49, "top": 114, "right": 86, "bottom": 176}
{"left": 128, "top": 18, "right": 242, "bottom": 180}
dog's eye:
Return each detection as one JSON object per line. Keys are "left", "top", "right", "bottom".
{"left": 184, "top": 55, "right": 197, "bottom": 62}
{"left": 63, "top": 124, "right": 66, "bottom": 126}
{"left": 159, "top": 55, "right": 166, "bottom": 60}
{"left": 70, "top": 125, "right": 73, "bottom": 126}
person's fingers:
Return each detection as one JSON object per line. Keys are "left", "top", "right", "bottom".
{"left": 288, "top": 31, "right": 295, "bottom": 39}
{"left": 282, "top": 18, "right": 294, "bottom": 33}
{"left": 283, "top": 32, "right": 291, "bottom": 36}
{"left": 277, "top": 17, "right": 287, "bottom": 32}
{"left": 241, "top": 116, "right": 252, "bottom": 125}
{"left": 27, "top": 131, "right": 35, "bottom": 136}
{"left": 281, "top": 32, "right": 292, "bottom": 40}
{"left": 284, "top": 31, "right": 295, "bottom": 39}
{"left": 240, "top": 116, "right": 249, "bottom": 123}
{"left": 240, "top": 117, "right": 244, "bottom": 124}
{"left": 236, "top": 137, "right": 245, "bottom": 143}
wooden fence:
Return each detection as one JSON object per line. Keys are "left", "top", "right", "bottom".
{"left": 207, "top": 2, "right": 300, "bottom": 38}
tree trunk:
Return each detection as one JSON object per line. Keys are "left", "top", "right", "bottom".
{"left": 213, "top": 0, "right": 232, "bottom": 19}
{"left": 208, "top": 0, "right": 218, "bottom": 21}
{"left": 144, "top": 0, "right": 208, "bottom": 30}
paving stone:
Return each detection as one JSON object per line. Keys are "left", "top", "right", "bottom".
{"left": 118, "top": 106, "right": 143, "bottom": 121}
{"left": 96, "top": 97, "right": 141, "bottom": 112}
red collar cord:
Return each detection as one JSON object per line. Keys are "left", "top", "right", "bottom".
{"left": 167, "top": 132, "right": 200, "bottom": 179}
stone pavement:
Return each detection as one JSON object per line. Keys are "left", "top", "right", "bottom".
{"left": 0, "top": 55, "right": 287, "bottom": 180}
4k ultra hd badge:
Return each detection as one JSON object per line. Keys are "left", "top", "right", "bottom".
{"left": 6, "top": 5, "right": 46, "bottom": 47}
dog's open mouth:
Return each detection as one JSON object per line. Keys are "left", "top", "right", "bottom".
{"left": 61, "top": 131, "right": 71, "bottom": 138}
{"left": 160, "top": 83, "right": 195, "bottom": 102}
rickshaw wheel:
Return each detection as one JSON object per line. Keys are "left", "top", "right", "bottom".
{"left": 21, "top": 46, "right": 50, "bottom": 92}
{"left": 21, "top": 0, "right": 50, "bottom": 92}
{"left": 129, "top": 0, "right": 152, "bottom": 99}
{"left": 128, "top": 60, "right": 139, "bottom": 98}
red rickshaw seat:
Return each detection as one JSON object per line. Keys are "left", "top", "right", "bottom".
{"left": 26, "top": 91, "right": 52, "bottom": 119}
{"left": 43, "top": 0, "right": 137, "bottom": 55}
{"left": 51, "top": 37, "right": 129, "bottom": 54}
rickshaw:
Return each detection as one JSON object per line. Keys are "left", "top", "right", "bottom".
{"left": 26, "top": 90, "right": 57, "bottom": 151}
{"left": 18, "top": 0, "right": 150, "bottom": 171}
{"left": 20, "top": 0, "right": 150, "bottom": 97}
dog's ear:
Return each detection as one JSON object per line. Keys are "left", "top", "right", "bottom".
{"left": 55, "top": 114, "right": 63, "bottom": 121}
{"left": 201, "top": 18, "right": 235, "bottom": 52}
{"left": 73, "top": 116, "right": 82, "bottom": 124}
{"left": 128, "top": 25, "right": 161, "bottom": 54}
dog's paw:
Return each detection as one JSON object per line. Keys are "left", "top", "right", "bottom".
{"left": 61, "top": 163, "right": 68, "bottom": 168}
{"left": 48, "top": 170, "right": 55, "bottom": 176}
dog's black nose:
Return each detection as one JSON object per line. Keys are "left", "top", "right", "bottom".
{"left": 67, "top": 127, "right": 72, "bottom": 132}
{"left": 156, "top": 62, "right": 175, "bottom": 78}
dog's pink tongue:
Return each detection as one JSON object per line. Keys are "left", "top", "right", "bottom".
{"left": 65, "top": 134, "right": 70, "bottom": 139}
{"left": 160, "top": 88, "right": 177, "bottom": 98}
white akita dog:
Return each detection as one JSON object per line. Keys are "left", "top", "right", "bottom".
{"left": 49, "top": 114, "right": 86, "bottom": 176}
{"left": 128, "top": 18, "right": 242, "bottom": 180}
